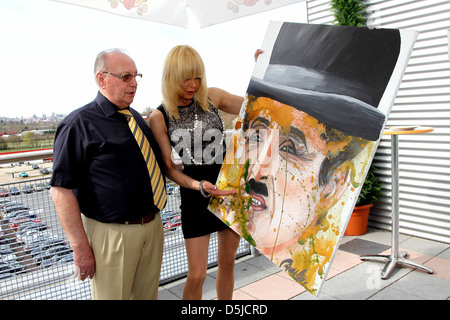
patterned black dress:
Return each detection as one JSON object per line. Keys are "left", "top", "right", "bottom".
{"left": 157, "top": 101, "right": 228, "bottom": 239}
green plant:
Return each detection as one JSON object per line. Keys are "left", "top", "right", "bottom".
{"left": 330, "top": 0, "right": 367, "bottom": 26}
{"left": 356, "top": 165, "right": 382, "bottom": 206}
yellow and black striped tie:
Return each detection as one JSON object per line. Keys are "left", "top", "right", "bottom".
{"left": 118, "top": 109, "right": 166, "bottom": 211}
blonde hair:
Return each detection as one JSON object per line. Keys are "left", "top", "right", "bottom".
{"left": 161, "top": 45, "right": 211, "bottom": 119}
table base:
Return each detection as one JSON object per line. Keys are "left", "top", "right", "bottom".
{"left": 360, "top": 251, "right": 434, "bottom": 279}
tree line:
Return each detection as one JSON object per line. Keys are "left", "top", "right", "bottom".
{"left": 0, "top": 130, "right": 56, "bottom": 151}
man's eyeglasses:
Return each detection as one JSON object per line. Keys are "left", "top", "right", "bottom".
{"left": 103, "top": 71, "right": 142, "bottom": 82}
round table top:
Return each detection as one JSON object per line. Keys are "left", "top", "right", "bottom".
{"left": 382, "top": 126, "right": 434, "bottom": 135}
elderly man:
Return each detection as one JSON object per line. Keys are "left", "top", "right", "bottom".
{"left": 50, "top": 49, "right": 166, "bottom": 300}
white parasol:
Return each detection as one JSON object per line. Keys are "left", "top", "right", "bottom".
{"left": 50, "top": 0, "right": 304, "bottom": 28}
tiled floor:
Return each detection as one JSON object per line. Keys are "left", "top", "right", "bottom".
{"left": 158, "top": 228, "right": 450, "bottom": 300}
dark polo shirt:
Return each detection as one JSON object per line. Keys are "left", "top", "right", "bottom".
{"left": 50, "top": 92, "right": 165, "bottom": 223}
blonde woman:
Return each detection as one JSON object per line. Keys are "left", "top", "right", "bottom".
{"left": 149, "top": 45, "right": 243, "bottom": 300}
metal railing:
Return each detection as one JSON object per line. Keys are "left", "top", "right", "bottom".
{"left": 0, "top": 149, "right": 54, "bottom": 165}
{"left": 0, "top": 151, "right": 251, "bottom": 300}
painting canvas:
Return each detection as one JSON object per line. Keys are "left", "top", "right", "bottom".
{"left": 209, "top": 22, "right": 418, "bottom": 295}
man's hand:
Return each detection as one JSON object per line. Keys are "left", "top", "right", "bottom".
{"left": 73, "top": 243, "right": 96, "bottom": 281}
{"left": 51, "top": 186, "right": 96, "bottom": 281}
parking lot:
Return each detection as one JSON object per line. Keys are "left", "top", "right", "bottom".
{"left": 0, "top": 180, "right": 185, "bottom": 279}
{"left": 1, "top": 179, "right": 72, "bottom": 281}
{"left": 0, "top": 166, "right": 250, "bottom": 299}
{"left": 1, "top": 161, "right": 53, "bottom": 184}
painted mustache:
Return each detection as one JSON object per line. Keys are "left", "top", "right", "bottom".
{"left": 248, "top": 178, "right": 268, "bottom": 197}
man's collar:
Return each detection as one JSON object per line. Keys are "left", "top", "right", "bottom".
{"left": 95, "top": 92, "right": 130, "bottom": 118}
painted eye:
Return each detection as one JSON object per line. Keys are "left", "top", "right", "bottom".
{"left": 279, "top": 138, "right": 313, "bottom": 162}
{"left": 280, "top": 140, "right": 297, "bottom": 155}
{"left": 249, "top": 129, "right": 264, "bottom": 143}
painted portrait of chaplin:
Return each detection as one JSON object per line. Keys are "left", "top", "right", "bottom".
{"left": 209, "top": 22, "right": 417, "bottom": 295}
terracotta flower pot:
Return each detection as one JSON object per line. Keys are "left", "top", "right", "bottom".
{"left": 344, "top": 203, "right": 374, "bottom": 236}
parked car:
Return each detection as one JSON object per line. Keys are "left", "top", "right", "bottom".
{"left": 30, "top": 239, "right": 67, "bottom": 256}
{"left": 0, "top": 189, "right": 9, "bottom": 197}
{"left": 0, "top": 261, "right": 23, "bottom": 279}
{"left": 2, "top": 201, "right": 21, "bottom": 209}
{"left": 20, "top": 230, "right": 60, "bottom": 252}
{"left": 0, "top": 249, "right": 23, "bottom": 276}
{"left": 22, "top": 185, "right": 33, "bottom": 193}
{"left": 0, "top": 242, "right": 12, "bottom": 255}
{"left": 18, "top": 172, "right": 28, "bottom": 178}
{"left": 0, "top": 200, "right": 16, "bottom": 210}
{"left": 30, "top": 238, "right": 72, "bottom": 268}
{"left": 4, "top": 210, "right": 36, "bottom": 222}
{"left": 0, "top": 199, "right": 11, "bottom": 205}
{"left": 166, "top": 186, "right": 175, "bottom": 194}
{"left": 17, "top": 222, "right": 48, "bottom": 236}
{"left": 166, "top": 186, "right": 180, "bottom": 195}
{"left": 34, "top": 244, "right": 72, "bottom": 265}
{"left": 9, "top": 218, "right": 41, "bottom": 229}
{"left": 57, "top": 253, "right": 74, "bottom": 265}
{"left": 164, "top": 215, "right": 181, "bottom": 231}
{"left": 3, "top": 204, "right": 29, "bottom": 214}
{"left": 9, "top": 187, "right": 20, "bottom": 195}
{"left": 39, "top": 249, "right": 73, "bottom": 268}
{"left": 34, "top": 184, "right": 44, "bottom": 192}
{"left": 0, "top": 231, "right": 7, "bottom": 246}
{"left": 0, "top": 263, "right": 13, "bottom": 280}
{"left": 160, "top": 209, "right": 174, "bottom": 224}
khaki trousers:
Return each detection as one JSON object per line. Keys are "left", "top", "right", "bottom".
{"left": 82, "top": 214, "right": 164, "bottom": 300}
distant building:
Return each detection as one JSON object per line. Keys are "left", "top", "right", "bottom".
{"left": 0, "top": 130, "right": 19, "bottom": 137}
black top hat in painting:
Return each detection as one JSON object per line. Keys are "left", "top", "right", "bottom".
{"left": 247, "top": 23, "right": 401, "bottom": 141}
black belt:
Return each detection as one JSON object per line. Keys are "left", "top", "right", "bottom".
{"left": 118, "top": 213, "right": 156, "bottom": 225}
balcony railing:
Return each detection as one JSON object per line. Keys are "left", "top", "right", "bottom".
{"left": 0, "top": 150, "right": 250, "bottom": 300}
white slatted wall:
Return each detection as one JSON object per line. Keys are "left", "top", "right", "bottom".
{"left": 306, "top": 0, "right": 450, "bottom": 243}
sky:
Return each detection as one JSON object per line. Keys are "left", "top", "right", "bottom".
{"left": 0, "top": 0, "right": 307, "bottom": 119}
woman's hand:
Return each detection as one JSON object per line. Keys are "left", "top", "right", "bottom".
{"left": 254, "top": 49, "right": 263, "bottom": 61}
{"left": 200, "top": 180, "right": 236, "bottom": 197}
